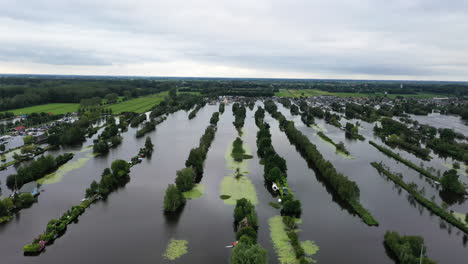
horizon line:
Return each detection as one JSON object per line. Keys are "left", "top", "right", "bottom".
{"left": 1, "top": 73, "right": 468, "bottom": 84}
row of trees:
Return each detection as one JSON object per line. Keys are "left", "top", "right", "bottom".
{"left": 6, "top": 153, "right": 74, "bottom": 190}
{"left": 163, "top": 111, "right": 220, "bottom": 212}
{"left": 264, "top": 100, "right": 379, "bottom": 226}
{"left": 230, "top": 198, "right": 267, "bottom": 264}
{"left": 188, "top": 103, "right": 205, "bottom": 120}
{"left": 255, "top": 106, "right": 313, "bottom": 263}
{"left": 129, "top": 114, "right": 147, "bottom": 127}
{"left": 23, "top": 159, "right": 132, "bottom": 253}
{"left": 384, "top": 231, "right": 436, "bottom": 264}
{"left": 84, "top": 160, "right": 131, "bottom": 199}
{"left": 150, "top": 93, "right": 201, "bottom": 119}
{"left": 371, "top": 162, "right": 468, "bottom": 234}
{"left": 316, "top": 131, "right": 350, "bottom": 155}
{"left": 255, "top": 107, "right": 302, "bottom": 218}
{"left": 219, "top": 103, "right": 225, "bottom": 114}
{"left": 232, "top": 103, "right": 246, "bottom": 133}
{"left": 231, "top": 137, "right": 253, "bottom": 162}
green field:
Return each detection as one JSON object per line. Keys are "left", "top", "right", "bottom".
{"left": 109, "top": 92, "right": 169, "bottom": 114}
{"left": 108, "top": 91, "right": 200, "bottom": 113}
{"left": 275, "top": 89, "right": 442, "bottom": 99}
{"left": 1, "top": 103, "right": 79, "bottom": 115}
{"left": 2, "top": 91, "right": 201, "bottom": 116}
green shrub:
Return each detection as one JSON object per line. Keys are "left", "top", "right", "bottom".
{"left": 236, "top": 226, "right": 257, "bottom": 242}
{"left": 175, "top": 167, "right": 195, "bottom": 192}
{"left": 23, "top": 243, "right": 41, "bottom": 253}
{"left": 163, "top": 184, "right": 185, "bottom": 212}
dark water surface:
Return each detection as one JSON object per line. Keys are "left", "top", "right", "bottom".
{"left": 0, "top": 102, "right": 467, "bottom": 263}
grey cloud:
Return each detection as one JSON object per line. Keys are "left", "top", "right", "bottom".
{"left": 0, "top": 0, "right": 467, "bottom": 80}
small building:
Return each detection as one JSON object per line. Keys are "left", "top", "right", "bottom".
{"left": 19, "top": 181, "right": 39, "bottom": 196}
{"left": 13, "top": 126, "right": 26, "bottom": 132}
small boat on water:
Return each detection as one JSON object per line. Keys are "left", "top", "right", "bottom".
{"left": 225, "top": 241, "right": 238, "bottom": 248}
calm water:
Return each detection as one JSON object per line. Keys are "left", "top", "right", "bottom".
{"left": 0, "top": 102, "right": 466, "bottom": 263}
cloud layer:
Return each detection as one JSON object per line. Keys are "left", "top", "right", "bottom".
{"left": 1, "top": 0, "right": 467, "bottom": 80}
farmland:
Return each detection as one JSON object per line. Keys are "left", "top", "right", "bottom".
{"left": 1, "top": 103, "right": 79, "bottom": 115}
{"left": 108, "top": 92, "right": 169, "bottom": 114}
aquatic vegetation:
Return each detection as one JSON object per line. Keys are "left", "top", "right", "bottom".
{"left": 221, "top": 174, "right": 258, "bottom": 205}
{"left": 269, "top": 216, "right": 319, "bottom": 264}
{"left": 301, "top": 240, "right": 319, "bottom": 262}
{"left": 231, "top": 137, "right": 253, "bottom": 162}
{"left": 453, "top": 212, "right": 467, "bottom": 225}
{"left": 221, "top": 140, "right": 258, "bottom": 205}
{"left": 38, "top": 153, "right": 93, "bottom": 185}
{"left": 163, "top": 239, "right": 189, "bottom": 260}
{"left": 443, "top": 162, "right": 468, "bottom": 177}
{"left": 183, "top": 184, "right": 204, "bottom": 199}
{"left": 220, "top": 195, "right": 231, "bottom": 200}
{"left": 6, "top": 153, "right": 75, "bottom": 189}
{"left": 269, "top": 216, "right": 299, "bottom": 264}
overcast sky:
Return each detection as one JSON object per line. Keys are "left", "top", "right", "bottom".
{"left": 1, "top": 0, "right": 467, "bottom": 81}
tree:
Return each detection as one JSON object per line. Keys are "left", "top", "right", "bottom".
{"left": 105, "top": 93, "right": 119, "bottom": 104}
{"left": 266, "top": 167, "right": 282, "bottom": 184}
{"left": 18, "top": 193, "right": 35, "bottom": 208}
{"left": 236, "top": 226, "right": 257, "bottom": 242}
{"left": 440, "top": 169, "right": 465, "bottom": 195}
{"left": 145, "top": 137, "right": 154, "bottom": 150}
{"left": 175, "top": 167, "right": 195, "bottom": 192}
{"left": 163, "top": 184, "right": 185, "bottom": 212}
{"left": 185, "top": 148, "right": 204, "bottom": 176}
{"left": 169, "top": 88, "right": 177, "bottom": 98}
{"left": 93, "top": 140, "right": 109, "bottom": 154}
{"left": 111, "top": 159, "right": 130, "bottom": 177}
{"left": 281, "top": 198, "right": 302, "bottom": 218}
{"left": 23, "top": 135, "right": 34, "bottom": 145}
{"left": 230, "top": 242, "right": 267, "bottom": 264}
{"left": 123, "top": 91, "right": 131, "bottom": 100}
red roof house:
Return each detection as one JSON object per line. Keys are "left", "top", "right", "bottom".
{"left": 14, "top": 126, "right": 26, "bottom": 131}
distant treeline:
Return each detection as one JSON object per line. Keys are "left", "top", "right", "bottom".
{"left": 0, "top": 78, "right": 171, "bottom": 111}
{"left": 2, "top": 76, "right": 468, "bottom": 112}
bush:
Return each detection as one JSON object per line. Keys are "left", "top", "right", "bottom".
{"left": 163, "top": 184, "right": 185, "bottom": 212}
{"left": 18, "top": 193, "right": 35, "bottom": 208}
{"left": 281, "top": 199, "right": 302, "bottom": 218}
{"left": 440, "top": 169, "right": 465, "bottom": 195}
{"left": 93, "top": 140, "right": 109, "bottom": 154}
{"left": 230, "top": 242, "right": 267, "bottom": 264}
{"left": 236, "top": 226, "right": 257, "bottom": 242}
{"left": 23, "top": 243, "right": 42, "bottom": 253}
{"left": 175, "top": 168, "right": 195, "bottom": 192}
{"left": 234, "top": 198, "right": 258, "bottom": 230}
